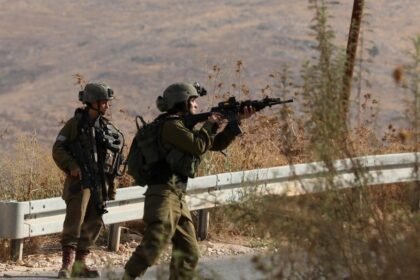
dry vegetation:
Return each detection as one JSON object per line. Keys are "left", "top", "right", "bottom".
{"left": 203, "top": 3, "right": 420, "bottom": 279}
{"left": 0, "top": 135, "right": 64, "bottom": 201}
{"left": 0, "top": 1, "right": 419, "bottom": 279}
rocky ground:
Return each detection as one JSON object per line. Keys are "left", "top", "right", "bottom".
{"left": 0, "top": 233, "right": 268, "bottom": 277}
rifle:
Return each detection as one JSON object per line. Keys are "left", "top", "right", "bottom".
{"left": 66, "top": 109, "right": 126, "bottom": 215}
{"left": 184, "top": 96, "right": 293, "bottom": 135}
{"left": 68, "top": 123, "right": 109, "bottom": 216}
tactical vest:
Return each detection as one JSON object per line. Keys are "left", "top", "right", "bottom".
{"left": 70, "top": 109, "right": 124, "bottom": 215}
{"left": 73, "top": 109, "right": 124, "bottom": 177}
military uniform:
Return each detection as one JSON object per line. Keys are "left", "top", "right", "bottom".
{"left": 124, "top": 83, "right": 237, "bottom": 280}
{"left": 53, "top": 82, "right": 123, "bottom": 279}
{"left": 53, "top": 109, "right": 116, "bottom": 250}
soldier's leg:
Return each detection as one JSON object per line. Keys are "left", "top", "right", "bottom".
{"left": 78, "top": 189, "right": 103, "bottom": 250}
{"left": 73, "top": 189, "right": 103, "bottom": 278}
{"left": 169, "top": 213, "right": 200, "bottom": 279}
{"left": 61, "top": 188, "right": 91, "bottom": 248}
{"left": 58, "top": 246, "right": 75, "bottom": 279}
{"left": 124, "top": 193, "right": 180, "bottom": 278}
{"left": 59, "top": 188, "right": 90, "bottom": 278}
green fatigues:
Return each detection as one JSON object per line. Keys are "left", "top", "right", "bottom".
{"left": 52, "top": 111, "right": 116, "bottom": 250}
{"left": 125, "top": 118, "right": 236, "bottom": 279}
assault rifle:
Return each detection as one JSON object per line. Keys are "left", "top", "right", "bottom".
{"left": 69, "top": 139, "right": 108, "bottom": 216}
{"left": 184, "top": 96, "right": 293, "bottom": 135}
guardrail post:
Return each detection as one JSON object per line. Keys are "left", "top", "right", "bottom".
{"left": 107, "top": 223, "right": 122, "bottom": 251}
{"left": 196, "top": 209, "right": 209, "bottom": 241}
{"left": 11, "top": 239, "right": 24, "bottom": 262}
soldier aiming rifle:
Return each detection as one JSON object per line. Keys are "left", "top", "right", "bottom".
{"left": 185, "top": 83, "right": 293, "bottom": 135}
{"left": 123, "top": 82, "right": 292, "bottom": 280}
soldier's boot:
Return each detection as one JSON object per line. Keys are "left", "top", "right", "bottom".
{"left": 58, "top": 246, "right": 76, "bottom": 279}
{"left": 121, "top": 270, "right": 136, "bottom": 280}
{"left": 71, "top": 249, "right": 100, "bottom": 278}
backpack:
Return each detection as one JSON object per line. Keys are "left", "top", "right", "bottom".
{"left": 126, "top": 115, "right": 168, "bottom": 186}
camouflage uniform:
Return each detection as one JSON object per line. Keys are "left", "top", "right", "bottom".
{"left": 53, "top": 110, "right": 116, "bottom": 250}
{"left": 124, "top": 83, "right": 237, "bottom": 279}
{"left": 53, "top": 82, "right": 121, "bottom": 279}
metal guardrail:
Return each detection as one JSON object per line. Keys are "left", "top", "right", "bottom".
{"left": 0, "top": 152, "right": 418, "bottom": 260}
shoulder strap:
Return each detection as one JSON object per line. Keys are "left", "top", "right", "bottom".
{"left": 73, "top": 108, "right": 90, "bottom": 136}
{"left": 155, "top": 114, "right": 182, "bottom": 153}
{"left": 155, "top": 113, "right": 180, "bottom": 122}
{"left": 73, "top": 108, "right": 98, "bottom": 163}
{"left": 135, "top": 116, "right": 146, "bottom": 131}
{"left": 134, "top": 113, "right": 180, "bottom": 130}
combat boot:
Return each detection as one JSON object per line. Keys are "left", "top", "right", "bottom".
{"left": 71, "top": 249, "right": 100, "bottom": 278}
{"left": 122, "top": 270, "right": 136, "bottom": 280}
{"left": 58, "top": 246, "right": 75, "bottom": 279}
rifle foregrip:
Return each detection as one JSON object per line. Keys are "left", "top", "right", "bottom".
{"left": 227, "top": 120, "right": 242, "bottom": 136}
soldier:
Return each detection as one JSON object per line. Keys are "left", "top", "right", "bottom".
{"left": 53, "top": 82, "right": 124, "bottom": 278}
{"left": 123, "top": 83, "right": 254, "bottom": 279}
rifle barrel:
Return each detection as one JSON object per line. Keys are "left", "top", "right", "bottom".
{"left": 267, "top": 98, "right": 293, "bottom": 104}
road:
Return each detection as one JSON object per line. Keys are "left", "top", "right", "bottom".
{"left": 0, "top": 254, "right": 265, "bottom": 280}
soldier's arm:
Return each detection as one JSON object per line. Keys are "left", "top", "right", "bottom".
{"left": 52, "top": 118, "right": 80, "bottom": 173}
{"left": 211, "top": 106, "right": 254, "bottom": 151}
{"left": 210, "top": 126, "right": 236, "bottom": 151}
{"left": 161, "top": 119, "right": 217, "bottom": 156}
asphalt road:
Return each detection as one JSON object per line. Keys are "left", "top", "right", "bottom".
{"left": 0, "top": 254, "right": 265, "bottom": 280}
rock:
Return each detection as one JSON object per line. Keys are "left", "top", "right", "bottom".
{"left": 129, "top": 241, "right": 139, "bottom": 248}
{"left": 23, "top": 262, "right": 34, "bottom": 268}
{"left": 127, "top": 233, "right": 142, "bottom": 242}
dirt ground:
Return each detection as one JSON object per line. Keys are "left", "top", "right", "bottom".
{"left": 0, "top": 232, "right": 267, "bottom": 277}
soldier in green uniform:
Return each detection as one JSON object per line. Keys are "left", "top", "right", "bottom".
{"left": 53, "top": 82, "right": 124, "bottom": 278}
{"left": 123, "top": 83, "right": 254, "bottom": 280}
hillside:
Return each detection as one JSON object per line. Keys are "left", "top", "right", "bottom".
{"left": 0, "top": 0, "right": 418, "bottom": 150}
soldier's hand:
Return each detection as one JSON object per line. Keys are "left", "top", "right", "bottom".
{"left": 208, "top": 113, "right": 228, "bottom": 131}
{"left": 239, "top": 106, "right": 256, "bottom": 120}
{"left": 70, "top": 167, "right": 82, "bottom": 179}
{"left": 207, "top": 112, "right": 225, "bottom": 124}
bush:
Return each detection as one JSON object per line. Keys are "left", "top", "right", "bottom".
{"left": 0, "top": 134, "right": 64, "bottom": 201}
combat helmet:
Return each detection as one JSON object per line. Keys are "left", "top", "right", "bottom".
{"left": 79, "top": 82, "right": 114, "bottom": 104}
{"left": 156, "top": 83, "right": 201, "bottom": 112}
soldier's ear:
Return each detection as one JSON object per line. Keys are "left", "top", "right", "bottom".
{"left": 78, "top": 91, "right": 85, "bottom": 102}
{"left": 156, "top": 96, "right": 168, "bottom": 112}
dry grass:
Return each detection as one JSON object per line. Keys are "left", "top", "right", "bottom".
{"left": 0, "top": 134, "right": 64, "bottom": 201}
{"left": 0, "top": 135, "right": 65, "bottom": 260}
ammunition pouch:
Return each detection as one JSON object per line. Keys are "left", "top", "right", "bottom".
{"left": 96, "top": 122, "right": 125, "bottom": 178}
{"left": 166, "top": 149, "right": 200, "bottom": 178}
{"left": 96, "top": 124, "right": 123, "bottom": 153}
